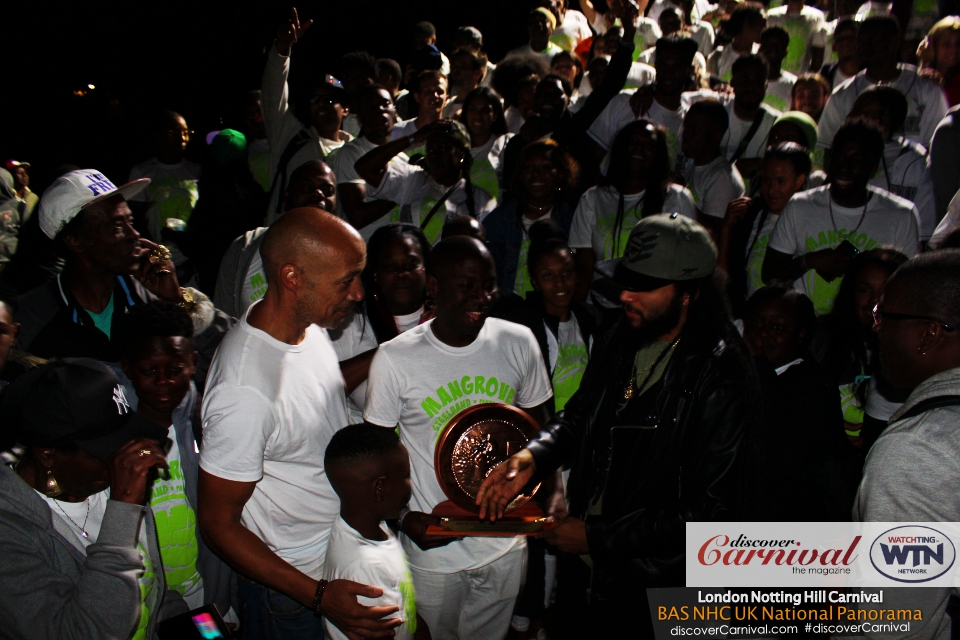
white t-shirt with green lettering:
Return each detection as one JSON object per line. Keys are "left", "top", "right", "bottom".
{"left": 149, "top": 433, "right": 204, "bottom": 608}
{"left": 363, "top": 319, "right": 552, "bottom": 573}
{"left": 767, "top": 186, "right": 920, "bottom": 315}
{"left": 766, "top": 5, "right": 827, "bottom": 74}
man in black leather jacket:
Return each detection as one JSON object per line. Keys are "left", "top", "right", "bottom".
{"left": 478, "top": 214, "right": 761, "bottom": 638}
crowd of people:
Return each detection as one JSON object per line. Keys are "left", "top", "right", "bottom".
{"left": 2, "top": 0, "right": 960, "bottom": 638}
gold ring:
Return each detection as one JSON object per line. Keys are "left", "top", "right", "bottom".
{"left": 148, "top": 245, "right": 171, "bottom": 264}
{"left": 138, "top": 449, "right": 152, "bottom": 457}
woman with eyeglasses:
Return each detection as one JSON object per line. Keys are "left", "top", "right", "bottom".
{"left": 328, "top": 224, "right": 432, "bottom": 421}
{"left": 742, "top": 285, "right": 859, "bottom": 521}
{"left": 811, "top": 249, "right": 909, "bottom": 452}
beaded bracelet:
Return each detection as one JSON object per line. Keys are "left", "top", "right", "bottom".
{"left": 312, "top": 579, "right": 329, "bottom": 615}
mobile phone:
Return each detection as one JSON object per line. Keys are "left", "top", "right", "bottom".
{"left": 158, "top": 604, "right": 230, "bottom": 639}
{"left": 835, "top": 240, "right": 860, "bottom": 258}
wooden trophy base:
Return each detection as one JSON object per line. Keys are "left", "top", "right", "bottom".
{"left": 425, "top": 500, "right": 555, "bottom": 537}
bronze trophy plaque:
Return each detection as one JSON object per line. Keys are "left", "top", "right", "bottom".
{"left": 427, "top": 404, "right": 555, "bottom": 537}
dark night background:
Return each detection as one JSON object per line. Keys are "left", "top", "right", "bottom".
{"left": 2, "top": 0, "right": 597, "bottom": 194}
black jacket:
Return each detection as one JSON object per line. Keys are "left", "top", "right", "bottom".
{"left": 755, "top": 358, "right": 860, "bottom": 521}
{"left": 525, "top": 318, "right": 751, "bottom": 599}
{"left": 15, "top": 272, "right": 233, "bottom": 391}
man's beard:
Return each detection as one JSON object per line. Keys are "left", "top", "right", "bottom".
{"left": 624, "top": 288, "right": 686, "bottom": 346}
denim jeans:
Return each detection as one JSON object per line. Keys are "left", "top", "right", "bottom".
{"left": 237, "top": 577, "right": 325, "bottom": 640}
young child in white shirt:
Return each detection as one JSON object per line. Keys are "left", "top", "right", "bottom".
{"left": 322, "top": 424, "right": 426, "bottom": 640}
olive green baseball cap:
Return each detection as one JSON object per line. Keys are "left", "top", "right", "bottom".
{"left": 595, "top": 213, "right": 717, "bottom": 292}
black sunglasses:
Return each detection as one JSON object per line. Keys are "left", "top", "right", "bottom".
{"left": 873, "top": 304, "right": 955, "bottom": 332}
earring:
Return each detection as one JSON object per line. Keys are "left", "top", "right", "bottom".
{"left": 918, "top": 346, "right": 927, "bottom": 356}
{"left": 45, "top": 469, "right": 63, "bottom": 498}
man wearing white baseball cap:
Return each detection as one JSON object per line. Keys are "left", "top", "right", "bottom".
{"left": 15, "top": 169, "right": 232, "bottom": 390}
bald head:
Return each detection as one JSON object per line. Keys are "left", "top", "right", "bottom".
{"left": 259, "top": 208, "right": 366, "bottom": 329}
{"left": 261, "top": 208, "right": 355, "bottom": 280}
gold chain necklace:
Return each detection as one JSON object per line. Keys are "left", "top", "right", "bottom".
{"left": 623, "top": 335, "right": 682, "bottom": 400}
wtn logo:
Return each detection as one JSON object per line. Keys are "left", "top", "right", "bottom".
{"left": 870, "top": 526, "right": 956, "bottom": 583}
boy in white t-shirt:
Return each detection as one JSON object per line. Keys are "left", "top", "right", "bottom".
{"left": 762, "top": 121, "right": 920, "bottom": 315}
{"left": 363, "top": 236, "right": 554, "bottom": 639}
{"left": 680, "top": 99, "right": 746, "bottom": 238}
{"left": 322, "top": 424, "right": 423, "bottom": 640}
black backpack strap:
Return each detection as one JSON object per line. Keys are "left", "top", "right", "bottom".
{"left": 730, "top": 109, "right": 767, "bottom": 163}
{"left": 418, "top": 184, "right": 460, "bottom": 231}
{"left": 897, "top": 395, "right": 960, "bottom": 421}
{"left": 270, "top": 130, "right": 312, "bottom": 215}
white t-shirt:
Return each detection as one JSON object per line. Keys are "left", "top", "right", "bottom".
{"left": 766, "top": 5, "right": 827, "bottom": 74}
{"left": 745, "top": 210, "right": 781, "bottom": 297}
{"left": 930, "top": 189, "right": 960, "bottom": 248}
{"left": 200, "top": 305, "right": 350, "bottom": 578}
{"left": 506, "top": 42, "right": 565, "bottom": 68}
{"left": 149, "top": 432, "right": 204, "bottom": 608}
{"left": 580, "top": 61, "right": 657, "bottom": 97}
{"left": 470, "top": 135, "right": 511, "bottom": 199}
{"left": 549, "top": 316, "right": 589, "bottom": 412}
{"left": 329, "top": 310, "right": 380, "bottom": 424}
{"left": 682, "top": 156, "right": 746, "bottom": 218}
{"left": 513, "top": 213, "right": 546, "bottom": 297}
{"left": 504, "top": 106, "right": 525, "bottom": 135}
{"left": 322, "top": 517, "right": 416, "bottom": 640}
{"left": 369, "top": 163, "right": 497, "bottom": 245}
{"left": 722, "top": 102, "right": 781, "bottom": 162}
{"left": 395, "top": 307, "right": 424, "bottom": 334}
{"left": 390, "top": 119, "right": 427, "bottom": 157}
{"left": 551, "top": 9, "right": 593, "bottom": 53}
{"left": 632, "top": 19, "right": 663, "bottom": 60}
{"left": 868, "top": 138, "right": 937, "bottom": 240}
{"left": 570, "top": 184, "right": 697, "bottom": 260}
{"left": 767, "top": 186, "right": 920, "bottom": 315}
{"left": 128, "top": 158, "right": 202, "bottom": 265}
{"left": 363, "top": 319, "right": 553, "bottom": 573}
{"left": 711, "top": 43, "right": 760, "bottom": 83}
{"left": 327, "top": 136, "right": 406, "bottom": 241}
{"left": 765, "top": 71, "right": 798, "bottom": 113}
{"left": 818, "top": 66, "right": 949, "bottom": 150}
{"left": 587, "top": 91, "right": 683, "bottom": 171}
{"left": 239, "top": 248, "right": 268, "bottom": 315}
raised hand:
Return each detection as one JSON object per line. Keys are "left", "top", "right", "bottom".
{"left": 275, "top": 7, "right": 314, "bottom": 56}
{"left": 135, "top": 238, "right": 184, "bottom": 304}
{"left": 108, "top": 438, "right": 169, "bottom": 505}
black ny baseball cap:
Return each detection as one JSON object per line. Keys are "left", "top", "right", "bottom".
{"left": 595, "top": 213, "right": 717, "bottom": 292}
{"left": 0, "top": 359, "right": 168, "bottom": 461}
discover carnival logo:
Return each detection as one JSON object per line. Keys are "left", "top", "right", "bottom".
{"left": 697, "top": 534, "right": 861, "bottom": 569}
{"left": 869, "top": 526, "right": 956, "bottom": 583}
